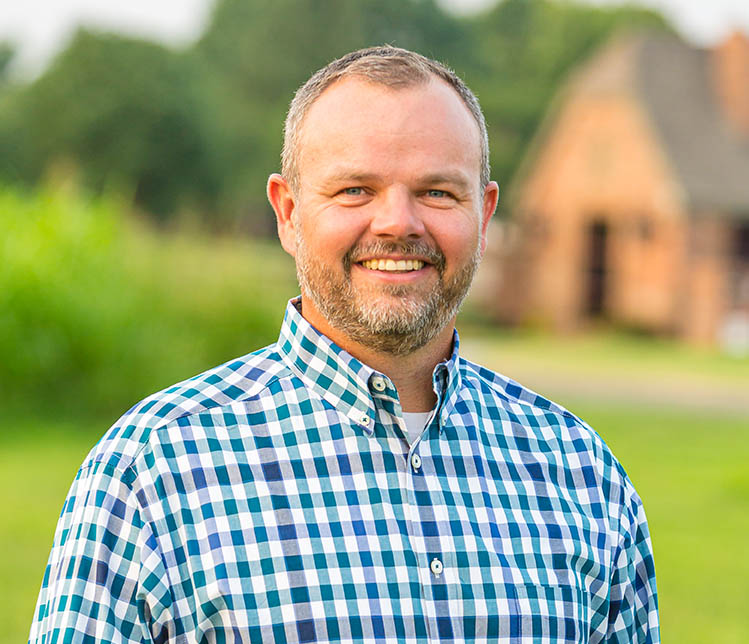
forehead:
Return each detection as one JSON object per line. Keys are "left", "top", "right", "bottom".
{"left": 296, "top": 77, "right": 482, "bottom": 184}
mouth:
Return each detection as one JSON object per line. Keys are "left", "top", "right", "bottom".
{"left": 345, "top": 241, "right": 444, "bottom": 277}
{"left": 359, "top": 258, "right": 426, "bottom": 272}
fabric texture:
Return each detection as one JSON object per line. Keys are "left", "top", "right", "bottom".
{"left": 29, "top": 298, "right": 659, "bottom": 643}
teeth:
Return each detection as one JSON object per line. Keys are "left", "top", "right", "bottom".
{"left": 361, "top": 259, "right": 425, "bottom": 272}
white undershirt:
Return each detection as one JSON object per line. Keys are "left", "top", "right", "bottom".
{"left": 402, "top": 411, "right": 433, "bottom": 444}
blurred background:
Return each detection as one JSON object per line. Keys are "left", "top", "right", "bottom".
{"left": 1, "top": 0, "right": 747, "bottom": 642}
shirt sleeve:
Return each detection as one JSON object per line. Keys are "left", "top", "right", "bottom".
{"left": 602, "top": 485, "right": 660, "bottom": 644}
{"left": 28, "top": 459, "right": 176, "bottom": 643}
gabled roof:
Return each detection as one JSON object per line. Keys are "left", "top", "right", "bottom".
{"left": 635, "top": 33, "right": 749, "bottom": 216}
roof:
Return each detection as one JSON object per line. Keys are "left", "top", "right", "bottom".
{"left": 635, "top": 33, "right": 749, "bottom": 216}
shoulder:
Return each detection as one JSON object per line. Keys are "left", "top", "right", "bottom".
{"left": 458, "top": 355, "right": 587, "bottom": 426}
{"left": 458, "top": 356, "right": 643, "bottom": 528}
{"left": 82, "top": 343, "right": 290, "bottom": 475}
{"left": 457, "top": 356, "right": 627, "bottom": 479}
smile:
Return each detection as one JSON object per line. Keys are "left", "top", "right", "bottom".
{"left": 360, "top": 259, "right": 425, "bottom": 272}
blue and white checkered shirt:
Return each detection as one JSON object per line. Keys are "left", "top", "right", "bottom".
{"left": 30, "top": 298, "right": 659, "bottom": 643}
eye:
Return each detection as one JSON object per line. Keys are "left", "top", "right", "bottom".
{"left": 341, "top": 187, "right": 364, "bottom": 196}
{"left": 426, "top": 189, "right": 450, "bottom": 199}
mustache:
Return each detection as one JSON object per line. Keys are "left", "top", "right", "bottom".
{"left": 343, "top": 241, "right": 445, "bottom": 275}
{"left": 344, "top": 241, "right": 446, "bottom": 275}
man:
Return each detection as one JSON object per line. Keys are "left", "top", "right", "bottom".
{"left": 30, "top": 46, "right": 658, "bottom": 643}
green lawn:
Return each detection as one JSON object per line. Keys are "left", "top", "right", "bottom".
{"left": 4, "top": 402, "right": 748, "bottom": 643}
{"left": 0, "top": 419, "right": 103, "bottom": 644}
{"left": 575, "top": 404, "right": 749, "bottom": 644}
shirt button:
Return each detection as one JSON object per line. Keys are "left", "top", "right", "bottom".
{"left": 430, "top": 557, "right": 443, "bottom": 577}
{"left": 411, "top": 453, "right": 422, "bottom": 471}
{"left": 359, "top": 414, "right": 371, "bottom": 426}
{"left": 371, "top": 375, "right": 387, "bottom": 392}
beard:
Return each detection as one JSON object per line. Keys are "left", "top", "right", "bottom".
{"left": 294, "top": 232, "right": 481, "bottom": 356}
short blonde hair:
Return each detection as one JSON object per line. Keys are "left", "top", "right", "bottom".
{"left": 281, "top": 45, "right": 490, "bottom": 193}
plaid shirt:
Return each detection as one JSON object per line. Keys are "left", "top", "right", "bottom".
{"left": 30, "top": 298, "right": 658, "bottom": 643}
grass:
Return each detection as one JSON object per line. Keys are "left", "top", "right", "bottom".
{"left": 458, "top": 321, "right": 749, "bottom": 384}
{"left": 0, "top": 418, "right": 103, "bottom": 644}
{"left": 575, "top": 404, "right": 749, "bottom": 644}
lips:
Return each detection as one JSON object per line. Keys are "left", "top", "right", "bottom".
{"left": 360, "top": 258, "right": 425, "bottom": 272}
{"left": 346, "top": 241, "right": 445, "bottom": 276}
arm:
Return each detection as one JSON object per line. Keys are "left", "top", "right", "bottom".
{"left": 602, "top": 489, "right": 660, "bottom": 643}
{"left": 29, "top": 460, "right": 176, "bottom": 643}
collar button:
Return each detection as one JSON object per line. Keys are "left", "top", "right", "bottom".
{"left": 371, "top": 375, "right": 387, "bottom": 392}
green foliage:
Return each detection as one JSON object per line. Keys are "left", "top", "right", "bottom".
{"left": 0, "top": 417, "right": 105, "bottom": 643}
{"left": 191, "top": 0, "right": 468, "bottom": 226}
{"left": 0, "top": 185, "right": 127, "bottom": 404}
{"left": 0, "top": 185, "right": 298, "bottom": 417}
{"left": 0, "top": 31, "right": 221, "bottom": 218}
{"left": 0, "top": 42, "right": 14, "bottom": 81}
{"left": 0, "top": 0, "right": 671, "bottom": 225}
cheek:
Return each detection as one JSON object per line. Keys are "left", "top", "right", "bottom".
{"left": 310, "top": 207, "right": 371, "bottom": 246}
{"left": 431, "top": 219, "right": 481, "bottom": 265}
{"left": 298, "top": 214, "right": 364, "bottom": 261}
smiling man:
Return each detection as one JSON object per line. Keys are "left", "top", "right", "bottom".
{"left": 267, "top": 69, "right": 497, "bottom": 412}
{"left": 30, "top": 47, "right": 659, "bottom": 643}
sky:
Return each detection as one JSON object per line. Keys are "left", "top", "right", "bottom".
{"left": 2, "top": 0, "right": 749, "bottom": 78}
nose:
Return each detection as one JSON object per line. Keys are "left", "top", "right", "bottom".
{"left": 368, "top": 187, "right": 426, "bottom": 239}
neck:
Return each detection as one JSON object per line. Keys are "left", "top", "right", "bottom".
{"left": 299, "top": 297, "right": 454, "bottom": 412}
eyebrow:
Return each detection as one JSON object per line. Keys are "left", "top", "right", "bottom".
{"left": 323, "top": 171, "right": 382, "bottom": 186}
{"left": 418, "top": 173, "right": 472, "bottom": 191}
{"left": 321, "top": 170, "right": 473, "bottom": 191}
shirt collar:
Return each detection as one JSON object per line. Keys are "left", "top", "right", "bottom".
{"left": 434, "top": 334, "right": 462, "bottom": 418}
{"left": 277, "top": 297, "right": 463, "bottom": 435}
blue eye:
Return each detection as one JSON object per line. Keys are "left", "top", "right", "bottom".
{"left": 343, "top": 187, "right": 363, "bottom": 196}
{"left": 427, "top": 190, "right": 447, "bottom": 198}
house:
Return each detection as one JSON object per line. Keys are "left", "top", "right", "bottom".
{"left": 484, "top": 30, "right": 749, "bottom": 350}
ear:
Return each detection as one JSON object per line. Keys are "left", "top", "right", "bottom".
{"left": 479, "top": 180, "right": 500, "bottom": 255}
{"left": 267, "top": 173, "right": 298, "bottom": 257}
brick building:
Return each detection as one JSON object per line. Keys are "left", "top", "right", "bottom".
{"left": 486, "top": 31, "right": 749, "bottom": 349}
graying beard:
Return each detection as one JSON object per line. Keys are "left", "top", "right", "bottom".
{"left": 296, "top": 239, "right": 479, "bottom": 356}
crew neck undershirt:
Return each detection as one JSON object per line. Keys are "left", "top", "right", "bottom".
{"left": 401, "top": 411, "right": 432, "bottom": 444}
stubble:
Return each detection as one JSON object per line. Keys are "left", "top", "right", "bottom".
{"left": 294, "top": 234, "right": 480, "bottom": 356}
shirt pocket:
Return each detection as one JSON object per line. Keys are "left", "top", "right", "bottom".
{"left": 512, "top": 583, "right": 589, "bottom": 643}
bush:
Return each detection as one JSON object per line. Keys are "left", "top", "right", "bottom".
{"left": 0, "top": 185, "right": 297, "bottom": 419}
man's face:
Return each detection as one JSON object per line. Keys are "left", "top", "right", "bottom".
{"left": 273, "top": 76, "right": 498, "bottom": 355}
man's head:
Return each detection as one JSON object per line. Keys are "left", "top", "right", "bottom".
{"left": 282, "top": 46, "right": 491, "bottom": 195}
{"left": 268, "top": 46, "right": 499, "bottom": 357}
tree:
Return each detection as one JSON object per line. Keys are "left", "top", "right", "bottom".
{"left": 190, "top": 0, "right": 470, "bottom": 229}
{"left": 0, "top": 43, "right": 14, "bottom": 81}
{"left": 461, "top": 0, "right": 670, "bottom": 203}
{"left": 0, "top": 0, "right": 672, "bottom": 227}
{"left": 0, "top": 30, "right": 220, "bottom": 219}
